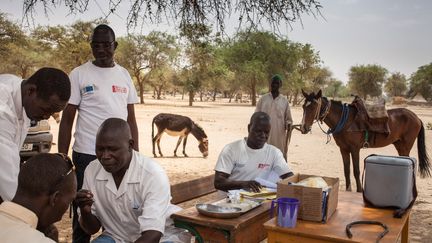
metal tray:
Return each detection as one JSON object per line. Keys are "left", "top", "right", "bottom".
{"left": 196, "top": 203, "right": 242, "bottom": 219}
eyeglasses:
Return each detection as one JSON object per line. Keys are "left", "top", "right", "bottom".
{"left": 90, "top": 41, "right": 115, "bottom": 48}
{"left": 55, "top": 153, "right": 76, "bottom": 178}
{"left": 47, "top": 153, "right": 75, "bottom": 192}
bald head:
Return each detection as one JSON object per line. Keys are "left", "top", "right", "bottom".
{"left": 96, "top": 118, "right": 134, "bottom": 175}
{"left": 97, "top": 117, "right": 132, "bottom": 140}
{"left": 247, "top": 112, "right": 271, "bottom": 149}
{"left": 249, "top": 111, "right": 271, "bottom": 125}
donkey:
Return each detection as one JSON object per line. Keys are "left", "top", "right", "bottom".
{"left": 152, "top": 113, "right": 209, "bottom": 158}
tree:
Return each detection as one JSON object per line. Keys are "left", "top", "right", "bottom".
{"left": 348, "top": 64, "right": 387, "bottom": 100}
{"left": 223, "top": 31, "right": 281, "bottom": 106}
{"left": 324, "top": 79, "right": 345, "bottom": 99}
{"left": 385, "top": 72, "right": 407, "bottom": 97}
{"left": 22, "top": 1, "right": 322, "bottom": 32}
{"left": 180, "top": 23, "right": 213, "bottom": 106}
{"left": 31, "top": 20, "right": 98, "bottom": 72}
{"left": 116, "top": 31, "right": 179, "bottom": 103}
{"left": 0, "top": 12, "right": 36, "bottom": 76}
{"left": 410, "top": 63, "right": 432, "bottom": 101}
{"left": 0, "top": 12, "right": 26, "bottom": 56}
{"left": 147, "top": 65, "right": 176, "bottom": 99}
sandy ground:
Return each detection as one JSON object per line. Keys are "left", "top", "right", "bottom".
{"left": 49, "top": 95, "right": 432, "bottom": 243}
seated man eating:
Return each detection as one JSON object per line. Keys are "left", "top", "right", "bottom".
{"left": 214, "top": 111, "right": 294, "bottom": 192}
{"left": 75, "top": 118, "right": 189, "bottom": 243}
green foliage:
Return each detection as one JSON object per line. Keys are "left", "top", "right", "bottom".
{"left": 179, "top": 24, "right": 214, "bottom": 106}
{"left": 323, "top": 79, "right": 348, "bottom": 99}
{"left": 348, "top": 64, "right": 387, "bottom": 100}
{"left": 410, "top": 63, "right": 432, "bottom": 100}
{"left": 31, "top": 20, "right": 101, "bottom": 72}
{"left": 384, "top": 72, "right": 407, "bottom": 97}
{"left": 116, "top": 31, "right": 179, "bottom": 103}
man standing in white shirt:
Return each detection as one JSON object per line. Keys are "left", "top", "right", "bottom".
{"left": 58, "top": 24, "right": 139, "bottom": 243}
{"left": 214, "top": 112, "right": 294, "bottom": 192}
{"left": 0, "top": 68, "right": 71, "bottom": 203}
{"left": 255, "top": 74, "right": 293, "bottom": 160}
{"left": 76, "top": 118, "right": 188, "bottom": 243}
{"left": 0, "top": 153, "right": 77, "bottom": 243}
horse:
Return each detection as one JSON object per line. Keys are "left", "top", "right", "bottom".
{"left": 152, "top": 113, "right": 209, "bottom": 158}
{"left": 300, "top": 89, "right": 431, "bottom": 192}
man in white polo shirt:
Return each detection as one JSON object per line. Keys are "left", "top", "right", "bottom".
{"left": 58, "top": 24, "right": 139, "bottom": 243}
{"left": 0, "top": 68, "right": 70, "bottom": 203}
{"left": 76, "top": 118, "right": 188, "bottom": 243}
{"left": 214, "top": 112, "right": 294, "bottom": 192}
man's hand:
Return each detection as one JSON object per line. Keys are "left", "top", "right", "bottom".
{"left": 242, "top": 181, "right": 262, "bottom": 192}
{"left": 75, "top": 189, "right": 94, "bottom": 214}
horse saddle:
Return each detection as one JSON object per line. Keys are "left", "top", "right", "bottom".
{"left": 348, "top": 97, "right": 390, "bottom": 135}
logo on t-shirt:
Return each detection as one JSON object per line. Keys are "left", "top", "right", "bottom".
{"left": 258, "top": 163, "right": 270, "bottom": 169}
{"left": 112, "top": 85, "right": 127, "bottom": 93}
{"left": 81, "top": 84, "right": 95, "bottom": 95}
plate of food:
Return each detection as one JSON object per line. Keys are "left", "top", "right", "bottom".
{"left": 196, "top": 203, "right": 243, "bottom": 219}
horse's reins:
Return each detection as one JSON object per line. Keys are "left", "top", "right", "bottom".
{"left": 314, "top": 97, "right": 349, "bottom": 143}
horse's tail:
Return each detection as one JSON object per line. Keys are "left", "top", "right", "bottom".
{"left": 418, "top": 123, "right": 431, "bottom": 177}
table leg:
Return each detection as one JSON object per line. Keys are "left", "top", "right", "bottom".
{"left": 401, "top": 214, "right": 410, "bottom": 243}
{"left": 174, "top": 221, "right": 204, "bottom": 243}
{"left": 174, "top": 220, "right": 231, "bottom": 243}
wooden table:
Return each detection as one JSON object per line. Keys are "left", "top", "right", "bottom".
{"left": 264, "top": 191, "right": 411, "bottom": 243}
{"left": 171, "top": 198, "right": 271, "bottom": 243}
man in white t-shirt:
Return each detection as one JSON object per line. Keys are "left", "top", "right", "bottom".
{"left": 214, "top": 112, "right": 294, "bottom": 192}
{"left": 76, "top": 118, "right": 189, "bottom": 243}
{"left": 0, "top": 68, "right": 71, "bottom": 203}
{"left": 58, "top": 24, "right": 139, "bottom": 243}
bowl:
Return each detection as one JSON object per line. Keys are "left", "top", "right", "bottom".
{"left": 196, "top": 203, "right": 243, "bottom": 219}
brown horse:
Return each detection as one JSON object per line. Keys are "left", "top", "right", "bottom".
{"left": 152, "top": 113, "right": 209, "bottom": 158}
{"left": 300, "top": 90, "right": 431, "bottom": 192}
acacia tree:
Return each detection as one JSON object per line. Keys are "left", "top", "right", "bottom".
{"left": 384, "top": 72, "right": 407, "bottom": 97}
{"left": 223, "top": 31, "right": 280, "bottom": 106}
{"left": 180, "top": 23, "right": 213, "bottom": 106}
{"left": 32, "top": 20, "right": 97, "bottom": 72}
{"left": 22, "top": 1, "right": 322, "bottom": 32}
{"left": 285, "top": 43, "right": 322, "bottom": 105}
{"left": 410, "top": 63, "right": 432, "bottom": 101}
{"left": 116, "top": 31, "right": 178, "bottom": 103}
{"left": 0, "top": 12, "right": 36, "bottom": 75}
{"left": 348, "top": 64, "right": 387, "bottom": 100}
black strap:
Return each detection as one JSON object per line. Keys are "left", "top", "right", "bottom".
{"left": 346, "top": 220, "right": 389, "bottom": 243}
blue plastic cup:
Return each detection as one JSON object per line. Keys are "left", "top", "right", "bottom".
{"left": 270, "top": 197, "right": 300, "bottom": 228}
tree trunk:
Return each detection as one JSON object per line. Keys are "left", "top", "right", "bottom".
{"left": 213, "top": 88, "right": 217, "bottom": 101}
{"left": 251, "top": 80, "right": 257, "bottom": 106}
{"left": 138, "top": 81, "right": 144, "bottom": 104}
{"left": 188, "top": 91, "right": 194, "bottom": 106}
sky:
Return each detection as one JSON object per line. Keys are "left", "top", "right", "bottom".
{"left": 1, "top": 0, "right": 431, "bottom": 83}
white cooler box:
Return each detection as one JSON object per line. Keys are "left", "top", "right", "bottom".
{"left": 363, "top": 154, "right": 416, "bottom": 209}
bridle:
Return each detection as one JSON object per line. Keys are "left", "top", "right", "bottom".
{"left": 313, "top": 97, "right": 331, "bottom": 122}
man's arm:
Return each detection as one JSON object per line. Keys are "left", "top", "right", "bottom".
{"left": 58, "top": 104, "right": 77, "bottom": 154}
{"left": 134, "top": 230, "right": 162, "bottom": 243}
{"left": 75, "top": 189, "right": 101, "bottom": 235}
{"left": 127, "top": 104, "right": 139, "bottom": 151}
{"left": 214, "top": 171, "right": 262, "bottom": 192}
{"left": 0, "top": 106, "right": 22, "bottom": 201}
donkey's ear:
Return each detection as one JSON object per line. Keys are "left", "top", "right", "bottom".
{"left": 301, "top": 89, "right": 308, "bottom": 97}
{"left": 316, "top": 89, "right": 322, "bottom": 98}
